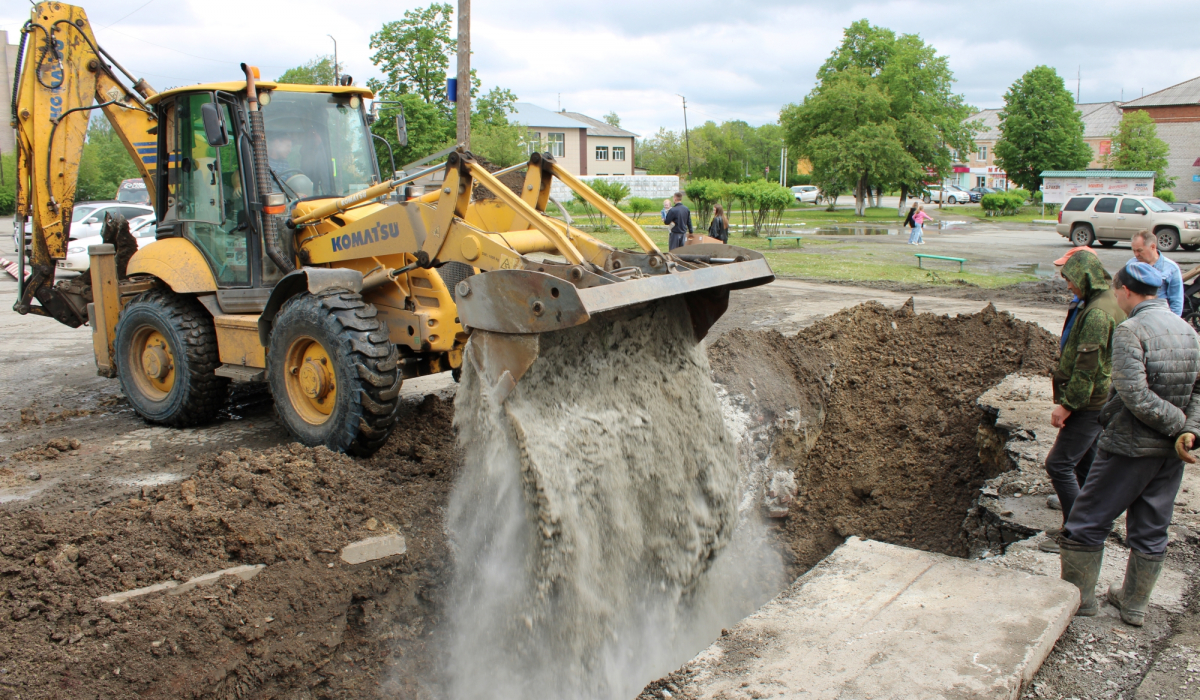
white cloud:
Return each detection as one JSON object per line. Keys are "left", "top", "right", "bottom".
{"left": 4, "top": 0, "right": 1199, "bottom": 137}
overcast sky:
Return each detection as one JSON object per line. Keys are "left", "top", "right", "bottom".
{"left": 5, "top": 0, "right": 1200, "bottom": 138}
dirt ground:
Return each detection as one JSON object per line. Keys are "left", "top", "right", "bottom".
{"left": 0, "top": 254, "right": 1192, "bottom": 698}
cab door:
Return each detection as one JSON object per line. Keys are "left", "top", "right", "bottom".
{"left": 1090, "top": 197, "right": 1120, "bottom": 238}
{"left": 158, "top": 92, "right": 251, "bottom": 289}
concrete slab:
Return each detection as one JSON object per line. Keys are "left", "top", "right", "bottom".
{"left": 988, "top": 537, "right": 1188, "bottom": 614}
{"left": 340, "top": 534, "right": 406, "bottom": 565}
{"left": 671, "top": 537, "right": 1077, "bottom": 700}
{"left": 96, "top": 564, "right": 265, "bottom": 604}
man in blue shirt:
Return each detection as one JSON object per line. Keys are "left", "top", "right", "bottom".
{"left": 1130, "top": 229, "right": 1183, "bottom": 316}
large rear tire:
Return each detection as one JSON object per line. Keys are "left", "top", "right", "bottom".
{"left": 267, "top": 290, "right": 400, "bottom": 456}
{"left": 114, "top": 289, "right": 229, "bottom": 426}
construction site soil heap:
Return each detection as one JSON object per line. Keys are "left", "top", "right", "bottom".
{"left": 0, "top": 300, "right": 1060, "bottom": 699}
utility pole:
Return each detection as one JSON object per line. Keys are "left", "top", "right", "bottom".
{"left": 456, "top": 0, "right": 471, "bottom": 148}
{"left": 677, "top": 94, "right": 691, "bottom": 176}
{"left": 328, "top": 35, "right": 338, "bottom": 85}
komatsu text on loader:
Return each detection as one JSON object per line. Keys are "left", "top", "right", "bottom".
{"left": 11, "top": 2, "right": 774, "bottom": 455}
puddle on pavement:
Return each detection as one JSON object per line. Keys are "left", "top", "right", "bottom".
{"left": 1012, "top": 263, "right": 1056, "bottom": 278}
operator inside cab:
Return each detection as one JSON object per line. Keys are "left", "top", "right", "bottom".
{"left": 264, "top": 117, "right": 315, "bottom": 199}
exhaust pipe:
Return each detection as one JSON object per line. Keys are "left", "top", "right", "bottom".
{"left": 241, "top": 62, "right": 295, "bottom": 274}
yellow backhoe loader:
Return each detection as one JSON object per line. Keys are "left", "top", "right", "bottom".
{"left": 11, "top": 2, "right": 774, "bottom": 455}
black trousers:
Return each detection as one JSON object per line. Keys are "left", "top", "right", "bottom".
{"left": 668, "top": 232, "right": 687, "bottom": 250}
{"left": 1063, "top": 449, "right": 1184, "bottom": 556}
{"left": 1044, "top": 409, "right": 1102, "bottom": 522}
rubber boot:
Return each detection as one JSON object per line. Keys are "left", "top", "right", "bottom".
{"left": 1107, "top": 549, "right": 1164, "bottom": 627}
{"left": 1059, "top": 537, "right": 1104, "bottom": 616}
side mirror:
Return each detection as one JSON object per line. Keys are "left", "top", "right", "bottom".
{"left": 1136, "top": 207, "right": 1146, "bottom": 214}
{"left": 395, "top": 105, "right": 408, "bottom": 147}
{"left": 200, "top": 102, "right": 229, "bottom": 147}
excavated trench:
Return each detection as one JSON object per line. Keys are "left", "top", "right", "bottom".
{"left": 0, "top": 301, "right": 1060, "bottom": 699}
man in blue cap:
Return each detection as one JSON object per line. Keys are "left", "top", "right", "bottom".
{"left": 1058, "top": 260, "right": 1200, "bottom": 627}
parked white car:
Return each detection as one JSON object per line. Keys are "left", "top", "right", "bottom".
{"left": 922, "top": 186, "right": 971, "bottom": 205}
{"left": 59, "top": 215, "right": 156, "bottom": 273}
{"left": 791, "top": 185, "right": 820, "bottom": 204}
{"left": 14, "top": 201, "right": 154, "bottom": 251}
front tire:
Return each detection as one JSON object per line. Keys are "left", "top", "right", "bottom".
{"left": 1183, "top": 243, "right": 1200, "bottom": 251}
{"left": 1070, "top": 224, "right": 1095, "bottom": 247}
{"left": 1098, "top": 240, "right": 1117, "bottom": 247}
{"left": 114, "top": 289, "right": 229, "bottom": 426}
{"left": 1157, "top": 228, "right": 1180, "bottom": 252}
{"left": 267, "top": 290, "right": 400, "bottom": 456}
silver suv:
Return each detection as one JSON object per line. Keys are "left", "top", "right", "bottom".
{"left": 1057, "top": 194, "right": 1200, "bottom": 251}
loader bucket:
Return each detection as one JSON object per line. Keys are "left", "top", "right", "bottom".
{"left": 455, "top": 243, "right": 774, "bottom": 403}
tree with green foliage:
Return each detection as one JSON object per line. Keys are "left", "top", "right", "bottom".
{"left": 369, "top": 94, "right": 454, "bottom": 171}
{"left": 368, "top": 3, "right": 456, "bottom": 104}
{"left": 683, "top": 178, "right": 727, "bottom": 228}
{"left": 782, "top": 69, "right": 923, "bottom": 216}
{"left": 636, "top": 121, "right": 784, "bottom": 180}
{"left": 603, "top": 112, "right": 621, "bottom": 128}
{"left": 1107, "top": 110, "right": 1175, "bottom": 192}
{"left": 276, "top": 55, "right": 341, "bottom": 85}
{"left": 737, "top": 180, "right": 792, "bottom": 236}
{"left": 469, "top": 87, "right": 525, "bottom": 167}
{"left": 592, "top": 179, "right": 630, "bottom": 207}
{"left": 994, "top": 66, "right": 1092, "bottom": 193}
{"left": 628, "top": 197, "right": 655, "bottom": 222}
{"left": 783, "top": 20, "right": 974, "bottom": 215}
{"left": 77, "top": 118, "right": 141, "bottom": 202}
{"left": 0, "top": 150, "right": 15, "bottom": 215}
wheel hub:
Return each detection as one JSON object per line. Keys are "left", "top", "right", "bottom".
{"left": 142, "top": 345, "right": 171, "bottom": 380}
{"left": 298, "top": 358, "right": 332, "bottom": 400}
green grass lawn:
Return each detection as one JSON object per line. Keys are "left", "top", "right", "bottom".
{"left": 581, "top": 226, "right": 1034, "bottom": 289}
{"left": 974, "top": 205, "right": 1060, "bottom": 224}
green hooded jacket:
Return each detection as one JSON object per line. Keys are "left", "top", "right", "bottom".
{"left": 1054, "top": 252, "right": 1126, "bottom": 411}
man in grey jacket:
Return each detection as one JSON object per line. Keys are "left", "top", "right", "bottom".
{"left": 1059, "top": 261, "right": 1200, "bottom": 626}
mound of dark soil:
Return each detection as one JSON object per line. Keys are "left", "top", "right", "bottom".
{"left": 0, "top": 396, "right": 459, "bottom": 699}
{"left": 707, "top": 300, "right": 1060, "bottom": 579}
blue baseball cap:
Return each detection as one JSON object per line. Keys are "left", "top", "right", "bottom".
{"left": 1125, "top": 261, "right": 1164, "bottom": 288}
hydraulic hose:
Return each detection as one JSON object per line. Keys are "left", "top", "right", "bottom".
{"left": 242, "top": 63, "right": 294, "bottom": 274}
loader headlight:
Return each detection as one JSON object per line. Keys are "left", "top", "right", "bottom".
{"left": 1186, "top": 220, "right": 1200, "bottom": 230}
{"left": 68, "top": 245, "right": 86, "bottom": 254}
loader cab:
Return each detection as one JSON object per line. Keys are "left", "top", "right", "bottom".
{"left": 149, "top": 83, "right": 380, "bottom": 309}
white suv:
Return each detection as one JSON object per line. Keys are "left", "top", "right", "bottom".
{"left": 1056, "top": 194, "right": 1200, "bottom": 251}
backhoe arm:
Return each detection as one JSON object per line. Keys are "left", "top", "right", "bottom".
{"left": 12, "top": 2, "right": 157, "bottom": 324}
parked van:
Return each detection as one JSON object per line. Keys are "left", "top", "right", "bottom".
{"left": 1056, "top": 194, "right": 1200, "bottom": 251}
{"left": 115, "top": 178, "right": 150, "bottom": 204}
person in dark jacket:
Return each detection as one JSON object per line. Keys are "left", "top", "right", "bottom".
{"left": 708, "top": 204, "right": 729, "bottom": 243}
{"left": 1059, "top": 261, "right": 1200, "bottom": 626}
{"left": 1040, "top": 249, "right": 1126, "bottom": 553}
{"left": 663, "top": 191, "right": 693, "bottom": 250}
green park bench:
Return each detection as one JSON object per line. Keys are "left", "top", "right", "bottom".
{"left": 914, "top": 253, "right": 967, "bottom": 272}
{"left": 765, "top": 235, "right": 803, "bottom": 248}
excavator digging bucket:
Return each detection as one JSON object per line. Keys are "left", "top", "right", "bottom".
{"left": 455, "top": 243, "right": 774, "bottom": 403}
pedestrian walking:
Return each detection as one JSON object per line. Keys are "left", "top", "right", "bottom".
{"left": 708, "top": 204, "right": 729, "bottom": 243}
{"left": 660, "top": 199, "right": 672, "bottom": 224}
{"left": 909, "top": 202, "right": 930, "bottom": 245}
{"left": 1039, "top": 248, "right": 1125, "bottom": 553}
{"left": 1058, "top": 261, "right": 1200, "bottom": 626}
{"left": 663, "top": 191, "right": 693, "bottom": 251}
{"left": 1130, "top": 229, "right": 1184, "bottom": 315}
{"left": 903, "top": 198, "right": 918, "bottom": 233}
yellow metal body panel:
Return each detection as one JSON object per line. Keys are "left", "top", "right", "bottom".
{"left": 127, "top": 239, "right": 218, "bottom": 293}
{"left": 88, "top": 247, "right": 120, "bottom": 375}
{"left": 213, "top": 315, "right": 266, "bottom": 368}
{"left": 15, "top": 3, "right": 157, "bottom": 263}
{"left": 146, "top": 82, "right": 372, "bottom": 106}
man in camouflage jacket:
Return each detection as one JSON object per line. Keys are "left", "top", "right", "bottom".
{"left": 1042, "top": 250, "right": 1125, "bottom": 553}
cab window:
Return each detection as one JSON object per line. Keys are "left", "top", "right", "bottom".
{"left": 1094, "top": 197, "right": 1118, "bottom": 214}
{"left": 1120, "top": 198, "right": 1143, "bottom": 214}
{"left": 162, "top": 93, "right": 249, "bottom": 287}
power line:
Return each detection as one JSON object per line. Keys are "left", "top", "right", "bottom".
{"left": 96, "top": 26, "right": 288, "bottom": 70}
{"left": 100, "top": 0, "right": 156, "bottom": 29}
